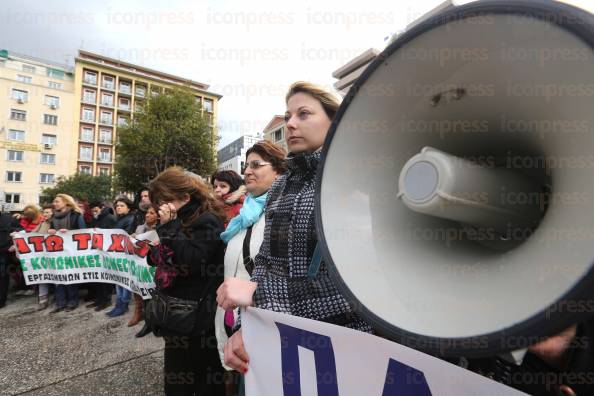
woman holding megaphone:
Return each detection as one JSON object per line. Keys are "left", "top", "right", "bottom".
{"left": 216, "top": 82, "right": 372, "bottom": 374}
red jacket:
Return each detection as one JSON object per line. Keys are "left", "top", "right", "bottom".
{"left": 19, "top": 215, "right": 45, "bottom": 232}
{"left": 222, "top": 186, "right": 246, "bottom": 227}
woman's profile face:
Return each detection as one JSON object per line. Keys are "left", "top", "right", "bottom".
{"left": 53, "top": 197, "right": 66, "bottom": 211}
{"left": 284, "top": 92, "right": 332, "bottom": 154}
{"left": 213, "top": 179, "right": 231, "bottom": 198}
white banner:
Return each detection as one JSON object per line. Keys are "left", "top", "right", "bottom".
{"left": 14, "top": 229, "right": 157, "bottom": 299}
{"left": 242, "top": 307, "right": 526, "bottom": 396}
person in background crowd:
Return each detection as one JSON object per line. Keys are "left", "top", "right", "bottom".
{"left": 128, "top": 188, "right": 152, "bottom": 329}
{"left": 129, "top": 205, "right": 159, "bottom": 333}
{"left": 87, "top": 201, "right": 117, "bottom": 312}
{"left": 106, "top": 196, "right": 135, "bottom": 318}
{"left": 148, "top": 166, "right": 226, "bottom": 395}
{"left": 75, "top": 198, "right": 93, "bottom": 227}
{"left": 49, "top": 193, "right": 86, "bottom": 313}
{"left": 211, "top": 170, "right": 246, "bottom": 227}
{"left": 0, "top": 211, "right": 23, "bottom": 309}
{"left": 37, "top": 204, "right": 53, "bottom": 310}
{"left": 13, "top": 205, "right": 46, "bottom": 297}
{"left": 215, "top": 141, "right": 287, "bottom": 395}
{"left": 217, "top": 82, "right": 372, "bottom": 374}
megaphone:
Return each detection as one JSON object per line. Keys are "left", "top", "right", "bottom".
{"left": 316, "top": 0, "right": 594, "bottom": 357}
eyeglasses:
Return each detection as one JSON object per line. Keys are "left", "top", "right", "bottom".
{"left": 242, "top": 160, "right": 271, "bottom": 172}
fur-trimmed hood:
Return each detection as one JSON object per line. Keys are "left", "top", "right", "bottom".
{"left": 223, "top": 185, "right": 247, "bottom": 205}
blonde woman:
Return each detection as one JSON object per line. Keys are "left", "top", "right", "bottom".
{"left": 48, "top": 194, "right": 86, "bottom": 313}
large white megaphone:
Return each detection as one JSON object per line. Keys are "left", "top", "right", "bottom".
{"left": 316, "top": 0, "right": 594, "bottom": 357}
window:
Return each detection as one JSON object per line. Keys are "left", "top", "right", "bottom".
{"left": 84, "top": 70, "right": 97, "bottom": 85}
{"left": 22, "top": 64, "right": 36, "bottom": 73}
{"left": 99, "top": 129, "right": 112, "bottom": 143}
{"left": 8, "top": 129, "right": 25, "bottom": 141}
{"left": 99, "top": 148, "right": 111, "bottom": 162}
{"left": 6, "top": 171, "right": 22, "bottom": 182}
{"left": 98, "top": 167, "right": 110, "bottom": 176}
{"left": 10, "top": 109, "right": 26, "bottom": 121}
{"left": 16, "top": 75, "right": 32, "bottom": 83}
{"left": 274, "top": 128, "right": 283, "bottom": 142}
{"left": 119, "top": 81, "right": 131, "bottom": 94}
{"left": 195, "top": 96, "right": 202, "bottom": 106}
{"left": 47, "top": 68, "right": 64, "bottom": 79}
{"left": 45, "top": 95, "right": 60, "bottom": 108}
{"left": 7, "top": 150, "right": 24, "bottom": 161}
{"left": 43, "top": 114, "right": 58, "bottom": 125}
{"left": 41, "top": 134, "right": 57, "bottom": 145}
{"left": 101, "top": 92, "right": 113, "bottom": 106}
{"left": 40, "top": 153, "right": 56, "bottom": 164}
{"left": 82, "top": 89, "right": 96, "bottom": 104}
{"left": 204, "top": 98, "right": 213, "bottom": 112}
{"left": 100, "top": 111, "right": 113, "bottom": 125}
{"left": 48, "top": 81, "right": 63, "bottom": 90}
{"left": 40, "top": 173, "right": 55, "bottom": 184}
{"left": 82, "top": 107, "right": 95, "bottom": 122}
{"left": 79, "top": 165, "right": 91, "bottom": 175}
{"left": 79, "top": 146, "right": 93, "bottom": 161}
{"left": 119, "top": 97, "right": 130, "bottom": 110}
{"left": 117, "top": 115, "right": 128, "bottom": 127}
{"left": 5, "top": 193, "right": 20, "bottom": 204}
{"left": 102, "top": 75, "right": 115, "bottom": 89}
{"left": 80, "top": 127, "right": 94, "bottom": 142}
{"left": 135, "top": 86, "right": 146, "bottom": 97}
{"left": 11, "top": 89, "right": 28, "bottom": 102}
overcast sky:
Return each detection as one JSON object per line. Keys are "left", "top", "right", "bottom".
{"left": 1, "top": 0, "right": 592, "bottom": 149}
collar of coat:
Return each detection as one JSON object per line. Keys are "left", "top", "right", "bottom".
{"left": 224, "top": 185, "right": 247, "bottom": 205}
{"left": 286, "top": 150, "right": 321, "bottom": 174}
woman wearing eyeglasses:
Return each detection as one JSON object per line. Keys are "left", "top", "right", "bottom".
{"left": 216, "top": 82, "right": 372, "bottom": 374}
{"left": 214, "top": 140, "right": 287, "bottom": 393}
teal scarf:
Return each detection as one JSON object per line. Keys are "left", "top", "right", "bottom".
{"left": 220, "top": 192, "right": 268, "bottom": 243}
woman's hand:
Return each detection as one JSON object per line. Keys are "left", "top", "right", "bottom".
{"left": 216, "top": 278, "right": 257, "bottom": 310}
{"left": 158, "top": 203, "right": 177, "bottom": 224}
{"left": 224, "top": 329, "right": 249, "bottom": 373}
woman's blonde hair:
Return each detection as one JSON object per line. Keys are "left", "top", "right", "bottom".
{"left": 285, "top": 81, "right": 341, "bottom": 120}
{"left": 55, "top": 193, "right": 82, "bottom": 214}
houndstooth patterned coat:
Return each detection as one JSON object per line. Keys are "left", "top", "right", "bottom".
{"left": 251, "top": 150, "right": 372, "bottom": 333}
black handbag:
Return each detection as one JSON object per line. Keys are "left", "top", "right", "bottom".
{"left": 147, "top": 279, "right": 216, "bottom": 336}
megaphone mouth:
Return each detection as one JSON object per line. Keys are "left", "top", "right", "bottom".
{"left": 317, "top": 0, "right": 594, "bottom": 357}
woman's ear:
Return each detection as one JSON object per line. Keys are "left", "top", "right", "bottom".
{"left": 183, "top": 193, "right": 191, "bottom": 204}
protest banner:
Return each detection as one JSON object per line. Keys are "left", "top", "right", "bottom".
{"left": 242, "top": 307, "right": 526, "bottom": 395}
{"left": 14, "top": 228, "right": 157, "bottom": 299}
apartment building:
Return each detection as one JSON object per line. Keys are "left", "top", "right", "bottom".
{"left": 73, "top": 50, "right": 221, "bottom": 176}
{"left": 217, "top": 135, "right": 260, "bottom": 175}
{"left": 0, "top": 50, "right": 75, "bottom": 210}
{"left": 262, "top": 115, "right": 288, "bottom": 153}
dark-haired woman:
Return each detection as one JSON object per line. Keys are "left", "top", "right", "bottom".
{"left": 106, "top": 196, "right": 135, "bottom": 318}
{"left": 149, "top": 166, "right": 226, "bottom": 395}
{"left": 211, "top": 170, "right": 246, "bottom": 227}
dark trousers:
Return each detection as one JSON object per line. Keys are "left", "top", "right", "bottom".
{"left": 55, "top": 284, "right": 79, "bottom": 308}
{"left": 94, "top": 283, "right": 113, "bottom": 304}
{"left": 0, "top": 257, "right": 9, "bottom": 305}
{"left": 164, "top": 331, "right": 225, "bottom": 396}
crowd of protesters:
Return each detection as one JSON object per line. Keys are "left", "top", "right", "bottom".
{"left": 1, "top": 81, "right": 592, "bottom": 396}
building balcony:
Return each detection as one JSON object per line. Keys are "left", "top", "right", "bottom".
{"left": 98, "top": 138, "right": 113, "bottom": 145}
{"left": 119, "top": 87, "right": 132, "bottom": 96}
{"left": 78, "top": 157, "right": 93, "bottom": 162}
{"left": 100, "top": 101, "right": 114, "bottom": 108}
{"left": 81, "top": 117, "right": 95, "bottom": 123}
{"left": 83, "top": 78, "right": 97, "bottom": 86}
{"left": 135, "top": 89, "right": 146, "bottom": 98}
{"left": 102, "top": 83, "right": 115, "bottom": 91}
{"left": 79, "top": 137, "right": 94, "bottom": 143}
{"left": 81, "top": 98, "right": 96, "bottom": 105}
{"left": 97, "top": 157, "right": 112, "bottom": 163}
{"left": 99, "top": 119, "right": 113, "bottom": 126}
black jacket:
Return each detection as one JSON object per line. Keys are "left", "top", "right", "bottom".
{"left": 0, "top": 213, "right": 23, "bottom": 252}
{"left": 92, "top": 207, "right": 117, "bottom": 229}
{"left": 115, "top": 212, "right": 135, "bottom": 234}
{"left": 150, "top": 200, "right": 225, "bottom": 334}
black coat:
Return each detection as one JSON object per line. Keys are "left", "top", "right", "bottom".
{"left": 92, "top": 207, "right": 117, "bottom": 229}
{"left": 0, "top": 213, "right": 23, "bottom": 252}
{"left": 115, "top": 212, "right": 135, "bottom": 234}
{"left": 150, "top": 200, "right": 225, "bottom": 334}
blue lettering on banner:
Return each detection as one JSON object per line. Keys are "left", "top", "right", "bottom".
{"left": 382, "top": 358, "right": 432, "bottom": 395}
{"left": 275, "top": 322, "right": 339, "bottom": 396}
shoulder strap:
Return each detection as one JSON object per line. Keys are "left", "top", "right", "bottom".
{"left": 242, "top": 226, "right": 254, "bottom": 276}
{"left": 308, "top": 243, "right": 322, "bottom": 279}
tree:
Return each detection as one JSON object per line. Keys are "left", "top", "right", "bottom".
{"left": 41, "top": 173, "right": 113, "bottom": 203}
{"left": 114, "top": 89, "right": 217, "bottom": 192}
